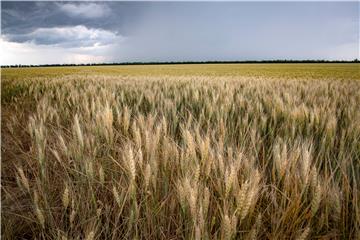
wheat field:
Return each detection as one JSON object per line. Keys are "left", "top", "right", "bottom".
{"left": 2, "top": 64, "right": 360, "bottom": 239}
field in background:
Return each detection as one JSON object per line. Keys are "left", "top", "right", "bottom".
{"left": 3, "top": 63, "right": 360, "bottom": 79}
{"left": 2, "top": 64, "right": 360, "bottom": 239}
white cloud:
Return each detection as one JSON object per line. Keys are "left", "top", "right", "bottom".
{"left": 4, "top": 25, "right": 124, "bottom": 48}
{"left": 58, "top": 3, "right": 110, "bottom": 19}
{"left": 0, "top": 37, "right": 111, "bottom": 65}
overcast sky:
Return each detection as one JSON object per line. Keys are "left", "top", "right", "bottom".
{"left": 1, "top": 1, "right": 359, "bottom": 65}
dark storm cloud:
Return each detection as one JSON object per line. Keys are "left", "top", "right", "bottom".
{"left": 1, "top": 1, "right": 146, "bottom": 45}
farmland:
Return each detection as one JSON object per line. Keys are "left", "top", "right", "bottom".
{"left": 2, "top": 63, "right": 360, "bottom": 239}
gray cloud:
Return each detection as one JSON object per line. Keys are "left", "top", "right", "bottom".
{"left": 1, "top": 1, "right": 145, "bottom": 37}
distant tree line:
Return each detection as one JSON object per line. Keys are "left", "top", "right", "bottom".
{"left": 1, "top": 59, "right": 359, "bottom": 68}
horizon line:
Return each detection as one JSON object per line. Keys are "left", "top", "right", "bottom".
{"left": 2, "top": 59, "right": 359, "bottom": 68}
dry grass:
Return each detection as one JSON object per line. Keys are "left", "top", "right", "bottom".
{"left": 2, "top": 65, "right": 360, "bottom": 239}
